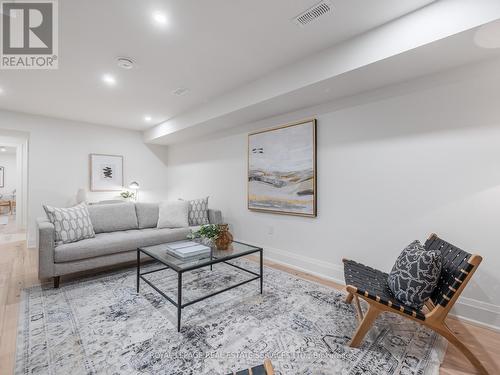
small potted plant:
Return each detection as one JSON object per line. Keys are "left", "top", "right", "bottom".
{"left": 188, "top": 224, "right": 233, "bottom": 250}
{"left": 120, "top": 190, "right": 135, "bottom": 201}
{"left": 188, "top": 224, "right": 220, "bottom": 246}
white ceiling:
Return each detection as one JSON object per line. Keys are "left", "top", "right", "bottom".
{"left": 150, "top": 26, "right": 500, "bottom": 145}
{"left": 0, "top": 0, "right": 435, "bottom": 130}
{"left": 143, "top": 0, "right": 500, "bottom": 144}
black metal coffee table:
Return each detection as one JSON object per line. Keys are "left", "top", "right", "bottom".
{"left": 136, "top": 241, "right": 263, "bottom": 331}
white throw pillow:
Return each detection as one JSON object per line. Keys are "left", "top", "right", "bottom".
{"left": 157, "top": 201, "right": 190, "bottom": 228}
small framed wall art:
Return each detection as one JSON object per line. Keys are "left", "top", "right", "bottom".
{"left": 248, "top": 118, "right": 317, "bottom": 217}
{"left": 89, "top": 154, "right": 124, "bottom": 192}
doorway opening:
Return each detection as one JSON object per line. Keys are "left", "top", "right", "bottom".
{"left": 0, "top": 130, "right": 29, "bottom": 244}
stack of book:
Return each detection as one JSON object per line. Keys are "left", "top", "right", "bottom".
{"left": 166, "top": 241, "right": 211, "bottom": 260}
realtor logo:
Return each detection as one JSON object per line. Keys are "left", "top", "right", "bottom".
{"left": 1, "top": 0, "right": 58, "bottom": 69}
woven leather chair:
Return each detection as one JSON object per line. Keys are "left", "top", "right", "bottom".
{"left": 226, "top": 359, "right": 274, "bottom": 375}
{"left": 343, "top": 233, "right": 489, "bottom": 375}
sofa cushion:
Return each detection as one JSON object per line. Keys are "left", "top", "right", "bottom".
{"left": 135, "top": 202, "right": 159, "bottom": 229}
{"left": 184, "top": 197, "right": 210, "bottom": 226}
{"left": 87, "top": 202, "right": 138, "bottom": 233}
{"left": 43, "top": 203, "right": 95, "bottom": 245}
{"left": 157, "top": 201, "right": 190, "bottom": 228}
{"left": 54, "top": 227, "right": 191, "bottom": 262}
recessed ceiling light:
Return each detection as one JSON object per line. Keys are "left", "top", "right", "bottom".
{"left": 102, "top": 74, "right": 116, "bottom": 86}
{"left": 152, "top": 11, "right": 168, "bottom": 26}
{"left": 144, "top": 115, "right": 152, "bottom": 122}
{"left": 0, "top": 147, "right": 6, "bottom": 152}
{"left": 474, "top": 20, "right": 500, "bottom": 49}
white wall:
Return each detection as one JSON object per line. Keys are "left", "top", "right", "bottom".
{"left": 0, "top": 153, "right": 17, "bottom": 196}
{"left": 164, "top": 63, "right": 500, "bottom": 330}
{"left": 0, "top": 111, "right": 170, "bottom": 246}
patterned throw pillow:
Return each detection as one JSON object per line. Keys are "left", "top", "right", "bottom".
{"left": 387, "top": 240, "right": 442, "bottom": 309}
{"left": 182, "top": 197, "right": 209, "bottom": 226}
{"left": 43, "top": 203, "right": 95, "bottom": 245}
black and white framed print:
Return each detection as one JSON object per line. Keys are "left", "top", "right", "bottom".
{"left": 89, "top": 154, "right": 123, "bottom": 192}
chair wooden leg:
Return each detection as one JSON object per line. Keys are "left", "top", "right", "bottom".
{"left": 349, "top": 304, "right": 381, "bottom": 348}
{"left": 345, "top": 292, "right": 354, "bottom": 304}
{"left": 263, "top": 358, "right": 274, "bottom": 375}
{"left": 353, "top": 295, "right": 364, "bottom": 322}
{"left": 433, "top": 323, "right": 489, "bottom": 375}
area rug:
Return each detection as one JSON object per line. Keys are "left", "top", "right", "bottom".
{"left": 15, "top": 260, "right": 447, "bottom": 374}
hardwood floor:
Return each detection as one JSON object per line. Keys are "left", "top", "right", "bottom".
{"left": 0, "top": 219, "right": 498, "bottom": 374}
{"left": 0, "top": 216, "right": 38, "bottom": 375}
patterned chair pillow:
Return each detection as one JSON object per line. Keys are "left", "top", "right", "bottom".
{"left": 43, "top": 203, "right": 95, "bottom": 245}
{"left": 387, "top": 240, "right": 442, "bottom": 309}
{"left": 180, "top": 197, "right": 210, "bottom": 226}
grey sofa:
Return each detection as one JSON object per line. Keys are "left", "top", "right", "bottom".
{"left": 37, "top": 202, "right": 222, "bottom": 287}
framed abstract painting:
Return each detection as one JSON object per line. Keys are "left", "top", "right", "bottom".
{"left": 248, "top": 119, "right": 317, "bottom": 217}
{"left": 89, "top": 154, "right": 124, "bottom": 192}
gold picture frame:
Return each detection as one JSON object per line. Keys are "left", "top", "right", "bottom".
{"left": 248, "top": 118, "right": 317, "bottom": 217}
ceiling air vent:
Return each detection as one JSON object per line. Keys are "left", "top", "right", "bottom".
{"left": 293, "top": 1, "right": 333, "bottom": 27}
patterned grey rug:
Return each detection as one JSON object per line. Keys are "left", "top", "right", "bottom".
{"left": 15, "top": 260, "right": 447, "bottom": 374}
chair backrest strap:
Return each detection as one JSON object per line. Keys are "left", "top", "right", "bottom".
{"left": 425, "top": 234, "right": 479, "bottom": 309}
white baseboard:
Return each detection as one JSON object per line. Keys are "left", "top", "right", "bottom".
{"left": 243, "top": 240, "right": 500, "bottom": 332}
{"left": 450, "top": 297, "right": 500, "bottom": 333}
{"left": 263, "top": 245, "right": 345, "bottom": 285}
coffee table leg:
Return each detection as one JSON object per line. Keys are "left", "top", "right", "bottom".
{"left": 260, "top": 249, "right": 263, "bottom": 294}
{"left": 177, "top": 272, "right": 182, "bottom": 332}
{"left": 136, "top": 249, "right": 140, "bottom": 293}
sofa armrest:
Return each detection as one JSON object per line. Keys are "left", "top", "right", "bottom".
{"left": 37, "top": 217, "right": 55, "bottom": 279}
{"left": 208, "top": 209, "right": 223, "bottom": 225}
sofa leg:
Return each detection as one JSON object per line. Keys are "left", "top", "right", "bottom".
{"left": 54, "top": 276, "right": 60, "bottom": 288}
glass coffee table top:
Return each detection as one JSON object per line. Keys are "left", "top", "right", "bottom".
{"left": 139, "top": 240, "right": 262, "bottom": 272}
{"left": 137, "top": 239, "right": 263, "bottom": 331}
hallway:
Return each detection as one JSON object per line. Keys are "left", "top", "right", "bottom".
{"left": 0, "top": 214, "right": 26, "bottom": 245}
